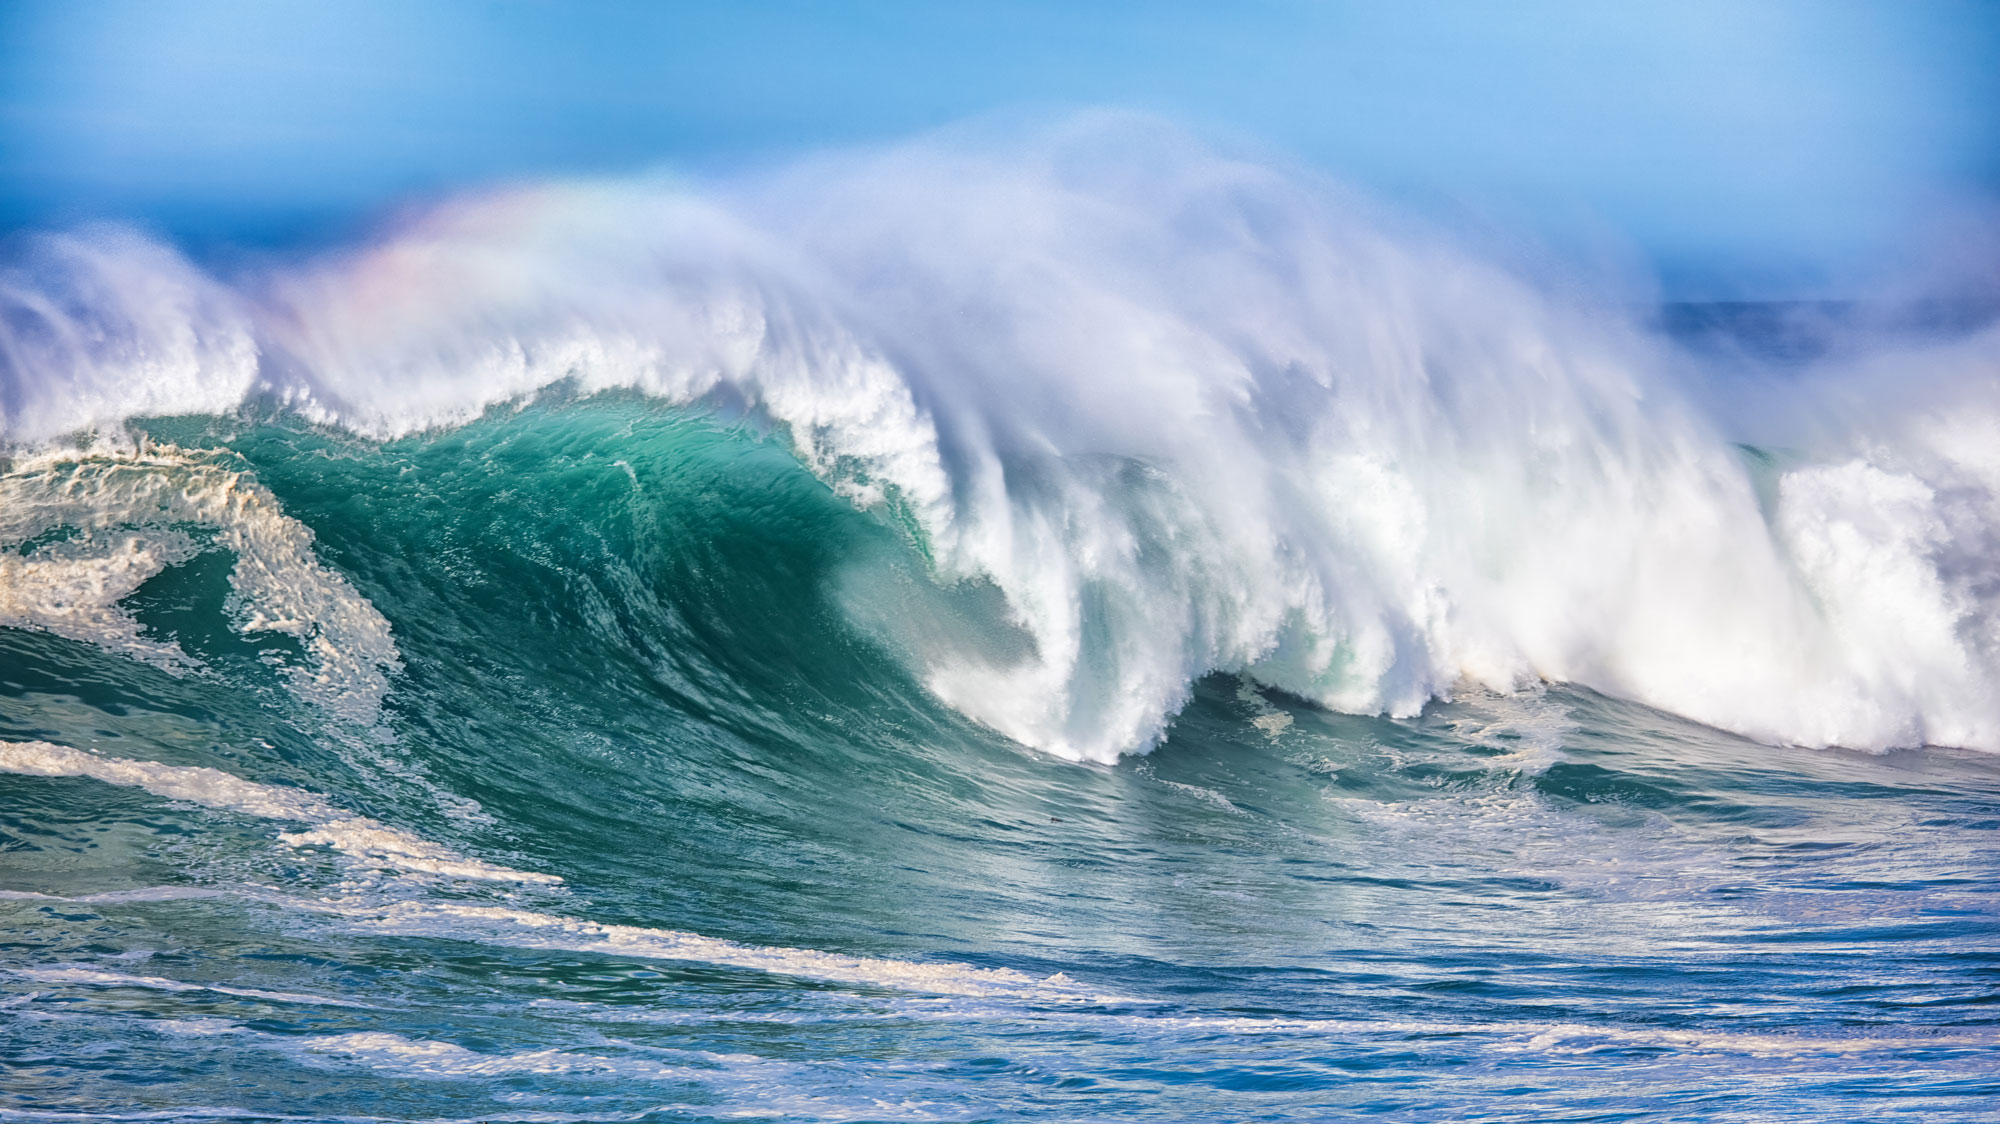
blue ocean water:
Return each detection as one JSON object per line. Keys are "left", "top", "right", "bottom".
{"left": 3, "top": 128, "right": 1999, "bottom": 1121}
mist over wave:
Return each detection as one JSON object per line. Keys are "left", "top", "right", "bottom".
{"left": 4, "top": 117, "right": 1998, "bottom": 761}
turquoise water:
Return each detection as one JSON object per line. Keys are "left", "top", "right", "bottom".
{"left": 3, "top": 401, "right": 1997, "bottom": 1122}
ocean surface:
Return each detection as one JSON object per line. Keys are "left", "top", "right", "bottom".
{"left": 3, "top": 127, "right": 1998, "bottom": 1121}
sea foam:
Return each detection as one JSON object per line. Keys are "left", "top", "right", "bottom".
{"left": 0, "top": 740, "right": 548, "bottom": 883}
{"left": 0, "top": 447, "right": 401, "bottom": 723}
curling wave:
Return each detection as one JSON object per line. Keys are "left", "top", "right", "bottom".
{"left": 3, "top": 117, "right": 1998, "bottom": 760}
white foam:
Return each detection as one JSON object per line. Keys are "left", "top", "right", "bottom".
{"left": 147, "top": 1023, "right": 961, "bottom": 1121}
{"left": 0, "top": 1110, "right": 677, "bottom": 1124}
{"left": 5, "top": 117, "right": 1999, "bottom": 758}
{"left": 8, "top": 966, "right": 378, "bottom": 1009}
{"left": 0, "top": 886, "right": 233, "bottom": 904}
{"left": 0, "top": 447, "right": 401, "bottom": 723}
{"left": 1237, "top": 678, "right": 1295, "bottom": 741}
{"left": 0, "top": 525, "right": 200, "bottom": 668}
{"left": 0, "top": 740, "right": 556, "bottom": 884}
{"left": 308, "top": 897, "right": 1110, "bottom": 1002}
{"left": 294, "top": 1030, "right": 960, "bottom": 1121}
{"left": 0, "top": 229, "right": 260, "bottom": 441}
{"left": 297, "top": 1031, "right": 705, "bottom": 1081}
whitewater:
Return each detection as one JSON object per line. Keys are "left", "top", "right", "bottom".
{"left": 2, "top": 121, "right": 1997, "bottom": 1121}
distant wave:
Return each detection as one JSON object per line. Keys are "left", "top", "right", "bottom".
{"left": 4, "top": 116, "right": 1998, "bottom": 760}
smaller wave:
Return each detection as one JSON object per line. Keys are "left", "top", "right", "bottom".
{"left": 0, "top": 740, "right": 1110, "bottom": 1002}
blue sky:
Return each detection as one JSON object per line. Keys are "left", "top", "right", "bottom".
{"left": 2, "top": 0, "right": 1995, "bottom": 293}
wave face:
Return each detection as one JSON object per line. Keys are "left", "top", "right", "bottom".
{"left": 3, "top": 119, "right": 2000, "bottom": 1122}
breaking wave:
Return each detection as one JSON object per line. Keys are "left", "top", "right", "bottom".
{"left": 4, "top": 117, "right": 1998, "bottom": 760}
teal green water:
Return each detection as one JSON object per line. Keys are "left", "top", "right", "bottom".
{"left": 3, "top": 399, "right": 1998, "bottom": 1122}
